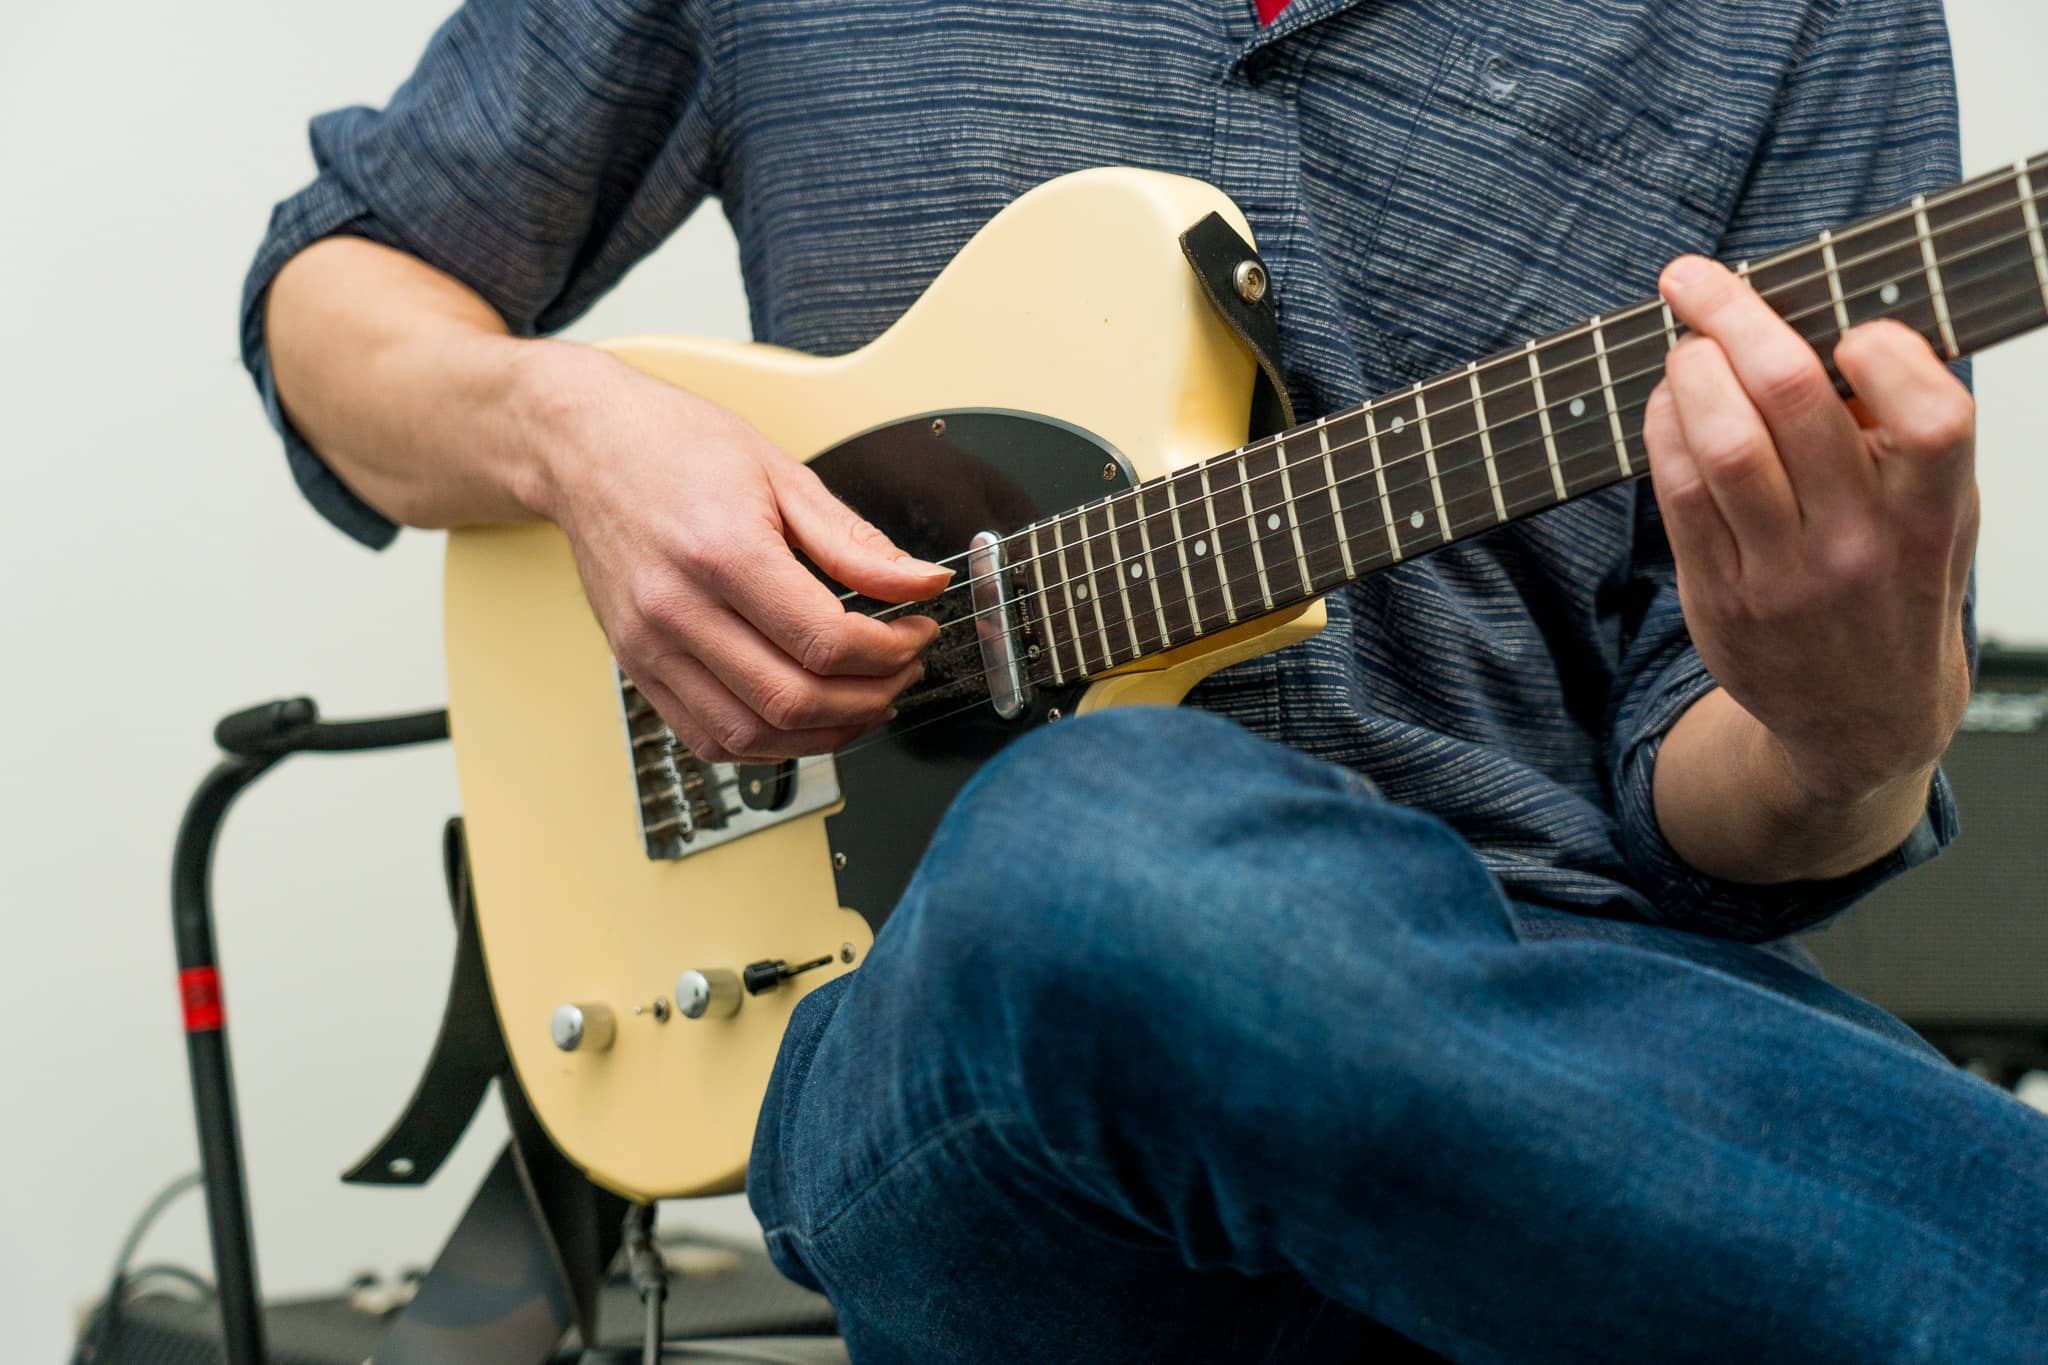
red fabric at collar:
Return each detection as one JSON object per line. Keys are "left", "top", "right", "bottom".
{"left": 1255, "top": 0, "right": 1289, "bottom": 24}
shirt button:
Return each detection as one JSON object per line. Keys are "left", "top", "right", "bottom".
{"left": 1479, "top": 54, "right": 1518, "bottom": 103}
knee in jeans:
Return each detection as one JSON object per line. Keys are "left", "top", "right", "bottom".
{"left": 905, "top": 709, "right": 1333, "bottom": 1009}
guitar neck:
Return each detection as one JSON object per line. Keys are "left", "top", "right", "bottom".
{"left": 1013, "top": 152, "right": 2048, "bottom": 684}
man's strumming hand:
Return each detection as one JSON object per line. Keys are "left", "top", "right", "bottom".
{"left": 520, "top": 342, "right": 950, "bottom": 764}
{"left": 1641, "top": 255, "right": 1978, "bottom": 884}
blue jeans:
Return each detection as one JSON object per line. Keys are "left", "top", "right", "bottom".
{"left": 748, "top": 708, "right": 2048, "bottom": 1362}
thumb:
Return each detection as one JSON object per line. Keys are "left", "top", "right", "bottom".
{"left": 774, "top": 464, "right": 954, "bottom": 603}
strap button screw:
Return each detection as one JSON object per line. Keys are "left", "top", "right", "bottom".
{"left": 1233, "top": 259, "right": 1268, "bottom": 304}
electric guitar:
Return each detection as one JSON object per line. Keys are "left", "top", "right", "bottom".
{"left": 444, "top": 158, "right": 2048, "bottom": 1201}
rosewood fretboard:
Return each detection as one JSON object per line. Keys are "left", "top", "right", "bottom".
{"left": 1009, "top": 153, "right": 2048, "bottom": 684}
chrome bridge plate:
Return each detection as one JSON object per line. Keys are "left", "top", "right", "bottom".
{"left": 617, "top": 671, "right": 842, "bottom": 862}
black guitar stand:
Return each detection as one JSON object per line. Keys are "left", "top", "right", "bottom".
{"left": 171, "top": 696, "right": 641, "bottom": 1365}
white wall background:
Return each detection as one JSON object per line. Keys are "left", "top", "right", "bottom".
{"left": 2, "top": 3, "right": 2043, "bottom": 1360}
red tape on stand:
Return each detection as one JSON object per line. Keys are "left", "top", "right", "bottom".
{"left": 180, "top": 966, "right": 224, "bottom": 1033}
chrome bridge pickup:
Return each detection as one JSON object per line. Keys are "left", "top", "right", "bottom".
{"left": 967, "top": 530, "right": 1031, "bottom": 720}
{"left": 617, "top": 672, "right": 841, "bottom": 862}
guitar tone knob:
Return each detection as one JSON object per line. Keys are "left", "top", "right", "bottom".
{"left": 551, "top": 1002, "right": 616, "bottom": 1053}
{"left": 675, "top": 969, "right": 742, "bottom": 1020}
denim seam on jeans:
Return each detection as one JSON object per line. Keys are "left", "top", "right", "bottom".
{"left": 777, "top": 1110, "right": 1025, "bottom": 1245}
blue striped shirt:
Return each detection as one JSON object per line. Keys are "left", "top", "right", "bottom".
{"left": 242, "top": 0, "right": 1967, "bottom": 939}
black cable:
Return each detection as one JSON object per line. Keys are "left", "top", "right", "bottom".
{"left": 120, "top": 1263, "right": 216, "bottom": 1303}
{"left": 72, "top": 1171, "right": 205, "bottom": 1365}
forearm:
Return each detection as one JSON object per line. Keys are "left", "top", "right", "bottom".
{"left": 264, "top": 236, "right": 570, "bottom": 528}
{"left": 1653, "top": 686, "right": 1936, "bottom": 885}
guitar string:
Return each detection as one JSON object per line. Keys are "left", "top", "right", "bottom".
{"left": 835, "top": 162, "right": 2047, "bottom": 616}
{"left": 701, "top": 272, "right": 2033, "bottom": 787}
{"left": 863, "top": 238, "right": 2041, "bottom": 687}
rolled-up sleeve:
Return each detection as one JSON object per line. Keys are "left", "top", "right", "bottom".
{"left": 240, "top": 0, "right": 726, "bottom": 547}
{"left": 1607, "top": 0, "right": 1972, "bottom": 941}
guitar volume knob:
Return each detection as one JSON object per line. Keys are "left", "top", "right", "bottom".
{"left": 675, "top": 969, "right": 742, "bottom": 1020}
{"left": 551, "top": 1002, "right": 616, "bottom": 1053}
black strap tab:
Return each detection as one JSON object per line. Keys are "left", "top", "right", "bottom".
{"left": 341, "top": 819, "right": 505, "bottom": 1188}
{"left": 1178, "top": 212, "right": 1295, "bottom": 438}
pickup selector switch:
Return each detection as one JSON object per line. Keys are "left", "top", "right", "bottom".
{"left": 675, "top": 969, "right": 742, "bottom": 1020}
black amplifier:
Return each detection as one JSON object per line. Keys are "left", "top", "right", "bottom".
{"left": 74, "top": 1236, "right": 840, "bottom": 1365}
{"left": 1805, "top": 643, "right": 2048, "bottom": 1066}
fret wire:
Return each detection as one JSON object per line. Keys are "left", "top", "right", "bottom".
{"left": 1914, "top": 194, "right": 1962, "bottom": 358}
{"left": 2018, "top": 162, "right": 2048, "bottom": 316}
{"left": 1318, "top": 418, "right": 1358, "bottom": 575}
{"left": 1414, "top": 383, "right": 1452, "bottom": 541}
{"left": 1524, "top": 340, "right": 1567, "bottom": 500}
{"left": 1057, "top": 513, "right": 1106, "bottom": 673}
{"left": 1024, "top": 524, "right": 1066, "bottom": 684}
{"left": 965, "top": 189, "right": 2048, "bottom": 633}
{"left": 1590, "top": 315, "right": 1632, "bottom": 477}
{"left": 1131, "top": 488, "right": 1173, "bottom": 647}
{"left": 1274, "top": 435, "right": 1317, "bottom": 595}
{"left": 1233, "top": 456, "right": 1276, "bottom": 609}
{"left": 1661, "top": 300, "right": 1679, "bottom": 351}
{"left": 1467, "top": 362, "right": 1508, "bottom": 522}
{"left": 1199, "top": 464, "right": 1240, "bottom": 623}
{"left": 1364, "top": 406, "right": 1402, "bottom": 562}
{"left": 1820, "top": 229, "right": 1852, "bottom": 333}
{"left": 1111, "top": 508, "right": 1146, "bottom": 657}
{"left": 1093, "top": 503, "right": 1142, "bottom": 660}
{"left": 1165, "top": 471, "right": 1207, "bottom": 640}
{"left": 916, "top": 251, "right": 2048, "bottom": 685}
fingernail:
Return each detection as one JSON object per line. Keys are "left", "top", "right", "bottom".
{"left": 885, "top": 707, "right": 899, "bottom": 722}
{"left": 897, "top": 554, "right": 955, "bottom": 577}
{"left": 1661, "top": 255, "right": 1713, "bottom": 299}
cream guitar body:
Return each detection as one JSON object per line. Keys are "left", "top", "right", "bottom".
{"left": 443, "top": 168, "right": 1323, "bottom": 1202}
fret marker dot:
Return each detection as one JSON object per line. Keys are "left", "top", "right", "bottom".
{"left": 1129, "top": 563, "right": 1143, "bottom": 579}
{"left": 1195, "top": 539, "right": 1209, "bottom": 556}
{"left": 1390, "top": 416, "right": 1406, "bottom": 434}
{"left": 1267, "top": 512, "right": 1282, "bottom": 531}
{"left": 1880, "top": 282, "right": 1902, "bottom": 307}
{"left": 1568, "top": 397, "right": 1587, "bottom": 419}
{"left": 1409, "top": 510, "right": 1425, "bottom": 530}
{"left": 1076, "top": 584, "right": 1088, "bottom": 600}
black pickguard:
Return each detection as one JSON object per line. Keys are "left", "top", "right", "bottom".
{"left": 807, "top": 410, "right": 1133, "bottom": 933}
